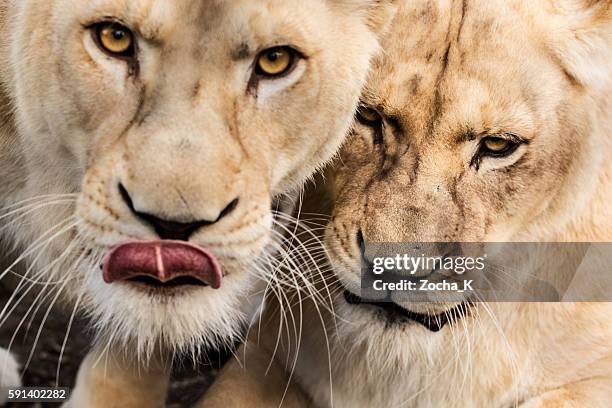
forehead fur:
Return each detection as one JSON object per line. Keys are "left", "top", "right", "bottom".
{"left": 362, "top": 0, "right": 577, "bottom": 143}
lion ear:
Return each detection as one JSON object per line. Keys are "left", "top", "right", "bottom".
{"left": 548, "top": 0, "right": 612, "bottom": 87}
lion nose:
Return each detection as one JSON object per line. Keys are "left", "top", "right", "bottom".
{"left": 119, "top": 184, "right": 239, "bottom": 241}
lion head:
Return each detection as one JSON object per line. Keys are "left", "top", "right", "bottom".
{"left": 0, "top": 0, "right": 396, "bottom": 354}
{"left": 324, "top": 0, "right": 611, "bottom": 355}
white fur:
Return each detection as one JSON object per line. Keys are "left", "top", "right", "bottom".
{"left": 0, "top": 348, "right": 20, "bottom": 405}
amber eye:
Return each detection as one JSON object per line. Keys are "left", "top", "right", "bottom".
{"left": 356, "top": 106, "right": 382, "bottom": 127}
{"left": 472, "top": 134, "right": 525, "bottom": 169}
{"left": 94, "top": 22, "right": 135, "bottom": 57}
{"left": 481, "top": 136, "right": 518, "bottom": 156}
{"left": 256, "top": 47, "right": 296, "bottom": 77}
{"left": 477, "top": 135, "right": 524, "bottom": 163}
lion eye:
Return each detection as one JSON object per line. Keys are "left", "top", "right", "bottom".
{"left": 255, "top": 47, "right": 296, "bottom": 77}
{"left": 94, "top": 22, "right": 135, "bottom": 57}
{"left": 356, "top": 106, "right": 382, "bottom": 127}
{"left": 480, "top": 136, "right": 518, "bottom": 156}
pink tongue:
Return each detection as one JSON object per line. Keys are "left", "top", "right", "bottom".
{"left": 102, "top": 240, "right": 222, "bottom": 289}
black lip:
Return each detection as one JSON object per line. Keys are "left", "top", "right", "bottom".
{"left": 343, "top": 290, "right": 470, "bottom": 332}
{"left": 127, "top": 275, "right": 209, "bottom": 288}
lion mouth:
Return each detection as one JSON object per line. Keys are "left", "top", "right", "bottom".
{"left": 102, "top": 240, "right": 222, "bottom": 289}
{"left": 126, "top": 275, "right": 210, "bottom": 288}
{"left": 343, "top": 290, "right": 471, "bottom": 332}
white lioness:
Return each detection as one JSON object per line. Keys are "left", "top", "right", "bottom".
{"left": 0, "top": 0, "right": 396, "bottom": 405}
{"left": 202, "top": 0, "right": 612, "bottom": 407}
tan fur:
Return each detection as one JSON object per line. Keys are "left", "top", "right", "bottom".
{"left": 0, "top": 0, "right": 397, "bottom": 405}
{"left": 64, "top": 352, "right": 168, "bottom": 408}
{"left": 203, "top": 0, "right": 612, "bottom": 406}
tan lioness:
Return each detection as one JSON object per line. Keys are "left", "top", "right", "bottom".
{"left": 0, "top": 0, "right": 397, "bottom": 405}
{"left": 202, "top": 0, "right": 612, "bottom": 406}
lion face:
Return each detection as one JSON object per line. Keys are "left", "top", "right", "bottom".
{"left": 324, "top": 0, "right": 611, "bottom": 347}
{"left": 2, "top": 0, "right": 395, "bottom": 352}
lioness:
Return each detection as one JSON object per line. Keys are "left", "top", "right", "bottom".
{"left": 202, "top": 0, "right": 612, "bottom": 406}
{"left": 0, "top": 0, "right": 396, "bottom": 405}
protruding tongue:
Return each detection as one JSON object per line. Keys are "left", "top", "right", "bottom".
{"left": 102, "top": 241, "right": 222, "bottom": 289}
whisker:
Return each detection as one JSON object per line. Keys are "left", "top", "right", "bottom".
{"left": 0, "top": 194, "right": 77, "bottom": 213}
{"left": 55, "top": 282, "right": 85, "bottom": 386}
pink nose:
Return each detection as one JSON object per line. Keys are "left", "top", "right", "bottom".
{"left": 102, "top": 240, "right": 222, "bottom": 289}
